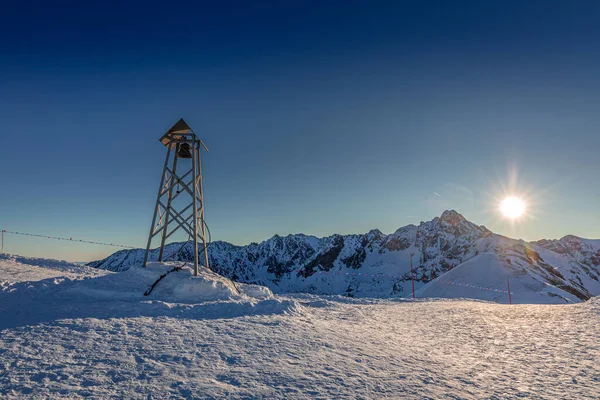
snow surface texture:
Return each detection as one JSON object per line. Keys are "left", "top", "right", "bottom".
{"left": 89, "top": 210, "right": 600, "bottom": 304}
{"left": 0, "top": 253, "right": 107, "bottom": 283}
{"left": 0, "top": 258, "right": 599, "bottom": 399}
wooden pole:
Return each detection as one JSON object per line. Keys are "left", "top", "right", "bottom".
{"left": 410, "top": 253, "right": 415, "bottom": 299}
{"left": 197, "top": 144, "right": 210, "bottom": 271}
{"left": 507, "top": 277, "right": 512, "bottom": 305}
{"left": 192, "top": 139, "right": 200, "bottom": 277}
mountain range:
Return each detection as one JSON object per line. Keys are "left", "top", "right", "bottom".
{"left": 88, "top": 210, "right": 600, "bottom": 304}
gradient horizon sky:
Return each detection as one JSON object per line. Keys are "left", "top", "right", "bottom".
{"left": 1, "top": 1, "right": 600, "bottom": 261}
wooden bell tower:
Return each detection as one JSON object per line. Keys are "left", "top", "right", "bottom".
{"left": 143, "top": 118, "right": 210, "bottom": 276}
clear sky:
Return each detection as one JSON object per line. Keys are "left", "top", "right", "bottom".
{"left": 1, "top": 1, "right": 600, "bottom": 261}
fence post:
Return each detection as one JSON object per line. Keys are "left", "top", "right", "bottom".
{"left": 507, "top": 277, "right": 512, "bottom": 305}
{"left": 410, "top": 253, "right": 415, "bottom": 299}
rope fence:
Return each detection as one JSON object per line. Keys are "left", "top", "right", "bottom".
{"left": 1, "top": 229, "right": 136, "bottom": 251}
{"left": 285, "top": 269, "right": 513, "bottom": 295}
{"left": 436, "top": 278, "right": 513, "bottom": 294}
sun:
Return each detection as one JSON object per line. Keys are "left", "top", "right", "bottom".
{"left": 500, "top": 196, "right": 526, "bottom": 219}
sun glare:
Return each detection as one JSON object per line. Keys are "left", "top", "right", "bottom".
{"left": 500, "top": 196, "right": 526, "bottom": 219}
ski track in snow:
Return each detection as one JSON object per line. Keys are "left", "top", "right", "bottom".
{"left": 0, "top": 257, "right": 599, "bottom": 399}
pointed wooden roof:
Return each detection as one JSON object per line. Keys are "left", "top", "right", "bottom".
{"left": 159, "top": 118, "right": 195, "bottom": 146}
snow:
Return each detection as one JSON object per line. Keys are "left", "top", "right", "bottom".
{"left": 1, "top": 256, "right": 599, "bottom": 398}
{"left": 415, "top": 252, "right": 580, "bottom": 304}
{"left": 0, "top": 253, "right": 108, "bottom": 283}
{"left": 88, "top": 211, "right": 600, "bottom": 303}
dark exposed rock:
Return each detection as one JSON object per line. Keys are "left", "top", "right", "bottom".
{"left": 303, "top": 235, "right": 344, "bottom": 276}
{"left": 342, "top": 248, "right": 367, "bottom": 269}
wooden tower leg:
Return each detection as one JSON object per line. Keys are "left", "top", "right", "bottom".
{"left": 158, "top": 152, "right": 178, "bottom": 262}
{"left": 198, "top": 148, "right": 210, "bottom": 271}
{"left": 192, "top": 140, "right": 200, "bottom": 276}
{"left": 143, "top": 147, "right": 172, "bottom": 267}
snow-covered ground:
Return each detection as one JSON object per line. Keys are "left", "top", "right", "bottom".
{"left": 1, "top": 255, "right": 599, "bottom": 399}
{"left": 0, "top": 253, "right": 107, "bottom": 283}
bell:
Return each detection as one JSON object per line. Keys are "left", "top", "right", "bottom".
{"left": 176, "top": 143, "right": 192, "bottom": 158}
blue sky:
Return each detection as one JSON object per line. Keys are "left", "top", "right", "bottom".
{"left": 1, "top": 1, "right": 600, "bottom": 261}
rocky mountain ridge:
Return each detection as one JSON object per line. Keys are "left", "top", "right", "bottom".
{"left": 88, "top": 210, "right": 600, "bottom": 303}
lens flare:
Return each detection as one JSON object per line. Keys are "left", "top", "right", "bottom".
{"left": 500, "top": 196, "right": 526, "bottom": 219}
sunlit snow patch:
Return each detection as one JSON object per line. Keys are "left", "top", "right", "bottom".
{"left": 67, "top": 262, "right": 275, "bottom": 303}
{"left": 147, "top": 262, "right": 274, "bottom": 302}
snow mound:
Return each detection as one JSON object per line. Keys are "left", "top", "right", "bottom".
{"left": 235, "top": 282, "right": 274, "bottom": 299}
{"left": 148, "top": 263, "right": 275, "bottom": 302}
{"left": 67, "top": 262, "right": 275, "bottom": 303}
{"left": 0, "top": 262, "right": 299, "bottom": 330}
{"left": 149, "top": 263, "right": 245, "bottom": 302}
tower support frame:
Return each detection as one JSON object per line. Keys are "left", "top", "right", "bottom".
{"left": 143, "top": 119, "right": 210, "bottom": 276}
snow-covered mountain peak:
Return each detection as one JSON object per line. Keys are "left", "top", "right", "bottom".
{"left": 392, "top": 224, "right": 417, "bottom": 235}
{"left": 561, "top": 234, "right": 583, "bottom": 242}
{"left": 558, "top": 235, "right": 600, "bottom": 251}
{"left": 439, "top": 209, "right": 466, "bottom": 224}
{"left": 535, "top": 234, "right": 600, "bottom": 254}
{"left": 418, "top": 210, "right": 490, "bottom": 244}
{"left": 367, "top": 228, "right": 383, "bottom": 236}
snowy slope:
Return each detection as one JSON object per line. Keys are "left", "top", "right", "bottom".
{"left": 415, "top": 252, "right": 580, "bottom": 304}
{"left": 89, "top": 210, "right": 600, "bottom": 303}
{"left": 0, "top": 260, "right": 599, "bottom": 399}
{"left": 533, "top": 235, "right": 600, "bottom": 295}
{"left": 0, "top": 253, "right": 108, "bottom": 283}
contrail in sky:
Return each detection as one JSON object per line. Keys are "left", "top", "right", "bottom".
{"left": 433, "top": 192, "right": 442, "bottom": 198}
